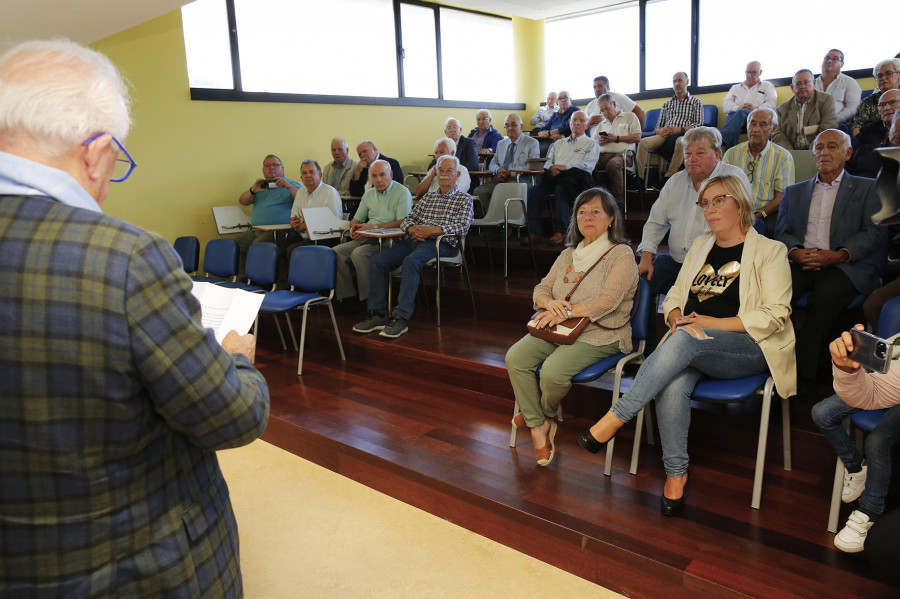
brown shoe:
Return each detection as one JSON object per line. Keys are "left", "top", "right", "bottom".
{"left": 549, "top": 232, "right": 565, "bottom": 245}
{"left": 535, "top": 420, "right": 557, "bottom": 466}
{"left": 512, "top": 412, "right": 527, "bottom": 430}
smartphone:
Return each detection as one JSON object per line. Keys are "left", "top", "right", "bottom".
{"left": 848, "top": 329, "right": 892, "bottom": 374}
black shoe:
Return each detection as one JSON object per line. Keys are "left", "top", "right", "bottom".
{"left": 660, "top": 474, "right": 688, "bottom": 516}
{"left": 578, "top": 429, "right": 610, "bottom": 454}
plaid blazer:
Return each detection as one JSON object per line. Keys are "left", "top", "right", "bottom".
{"left": 0, "top": 194, "right": 270, "bottom": 598}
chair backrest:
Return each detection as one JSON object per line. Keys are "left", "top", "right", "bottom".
{"left": 244, "top": 242, "right": 279, "bottom": 286}
{"left": 173, "top": 236, "right": 199, "bottom": 273}
{"left": 702, "top": 105, "right": 718, "bottom": 128}
{"left": 630, "top": 278, "right": 652, "bottom": 341}
{"left": 788, "top": 149, "right": 817, "bottom": 182}
{"left": 860, "top": 89, "right": 874, "bottom": 100}
{"left": 877, "top": 297, "right": 900, "bottom": 338}
{"left": 486, "top": 182, "right": 528, "bottom": 221}
{"left": 288, "top": 245, "right": 336, "bottom": 292}
{"left": 642, "top": 109, "right": 661, "bottom": 136}
{"left": 202, "top": 238, "right": 238, "bottom": 278}
{"left": 752, "top": 218, "right": 767, "bottom": 236}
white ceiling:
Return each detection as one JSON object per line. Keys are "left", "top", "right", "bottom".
{"left": 0, "top": 0, "right": 623, "bottom": 48}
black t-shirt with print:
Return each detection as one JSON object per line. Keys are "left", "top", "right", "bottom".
{"left": 683, "top": 242, "right": 743, "bottom": 318}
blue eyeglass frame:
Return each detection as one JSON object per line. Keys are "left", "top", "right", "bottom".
{"left": 81, "top": 132, "right": 137, "bottom": 182}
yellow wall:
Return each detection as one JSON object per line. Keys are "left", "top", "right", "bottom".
{"left": 91, "top": 10, "right": 877, "bottom": 250}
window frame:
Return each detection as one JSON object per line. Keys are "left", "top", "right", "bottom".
{"left": 187, "top": 0, "right": 524, "bottom": 109}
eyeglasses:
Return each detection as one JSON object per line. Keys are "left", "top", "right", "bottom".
{"left": 876, "top": 70, "right": 897, "bottom": 80}
{"left": 504, "top": 123, "right": 521, "bottom": 128}
{"left": 263, "top": 162, "right": 282, "bottom": 168}
{"left": 82, "top": 133, "right": 137, "bottom": 183}
{"left": 746, "top": 159, "right": 756, "bottom": 183}
{"left": 745, "top": 70, "right": 760, "bottom": 75}
{"left": 878, "top": 98, "right": 900, "bottom": 109}
{"left": 823, "top": 56, "right": 843, "bottom": 62}
{"left": 696, "top": 194, "right": 734, "bottom": 211}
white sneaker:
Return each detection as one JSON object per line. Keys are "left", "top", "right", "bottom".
{"left": 834, "top": 510, "right": 873, "bottom": 553}
{"left": 842, "top": 463, "right": 867, "bottom": 503}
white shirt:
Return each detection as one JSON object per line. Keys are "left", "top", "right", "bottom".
{"left": 545, "top": 134, "right": 600, "bottom": 173}
{"left": 803, "top": 171, "right": 844, "bottom": 250}
{"left": 585, "top": 91, "right": 637, "bottom": 118}
{"left": 723, "top": 80, "right": 777, "bottom": 113}
{"left": 814, "top": 73, "right": 862, "bottom": 124}
{"left": 591, "top": 111, "right": 641, "bottom": 154}
{"left": 427, "top": 165, "right": 470, "bottom": 195}
{"left": 290, "top": 181, "right": 343, "bottom": 239}
{"left": 637, "top": 161, "right": 750, "bottom": 263}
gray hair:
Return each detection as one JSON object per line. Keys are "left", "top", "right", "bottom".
{"left": 444, "top": 117, "right": 461, "bottom": 129}
{"left": 683, "top": 126, "right": 723, "bottom": 153}
{"left": 813, "top": 128, "right": 851, "bottom": 152}
{"left": 505, "top": 113, "right": 523, "bottom": 126}
{"left": 476, "top": 109, "right": 491, "bottom": 119}
{"left": 597, "top": 93, "right": 616, "bottom": 105}
{"left": 436, "top": 155, "right": 460, "bottom": 172}
{"left": 331, "top": 137, "right": 348, "bottom": 149}
{"left": 747, "top": 107, "right": 778, "bottom": 128}
{"left": 300, "top": 159, "right": 322, "bottom": 173}
{"left": 565, "top": 187, "right": 628, "bottom": 247}
{"left": 874, "top": 58, "right": 900, "bottom": 78}
{"left": 0, "top": 39, "right": 131, "bottom": 158}
{"left": 433, "top": 137, "right": 456, "bottom": 153}
{"left": 368, "top": 159, "right": 391, "bottom": 179}
{"left": 792, "top": 69, "right": 814, "bottom": 83}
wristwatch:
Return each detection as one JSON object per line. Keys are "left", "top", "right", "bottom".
{"left": 566, "top": 308, "right": 573, "bottom": 318}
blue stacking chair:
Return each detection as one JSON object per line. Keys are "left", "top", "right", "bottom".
{"left": 191, "top": 239, "right": 239, "bottom": 284}
{"left": 826, "top": 297, "right": 900, "bottom": 532}
{"left": 258, "top": 245, "right": 345, "bottom": 375}
{"left": 702, "top": 105, "right": 719, "bottom": 128}
{"left": 641, "top": 109, "right": 661, "bottom": 138}
{"left": 219, "top": 242, "right": 278, "bottom": 293}
{"left": 510, "top": 279, "right": 651, "bottom": 476}
{"left": 173, "top": 236, "right": 199, "bottom": 275}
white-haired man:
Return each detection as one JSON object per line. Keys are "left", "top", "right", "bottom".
{"left": 0, "top": 39, "right": 268, "bottom": 597}
{"left": 468, "top": 109, "right": 503, "bottom": 153}
{"left": 474, "top": 113, "right": 539, "bottom": 205}
{"left": 353, "top": 155, "right": 473, "bottom": 339}
{"left": 722, "top": 107, "right": 795, "bottom": 234}
{"left": 322, "top": 137, "right": 357, "bottom": 196}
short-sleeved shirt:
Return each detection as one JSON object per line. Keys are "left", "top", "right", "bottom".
{"left": 250, "top": 178, "right": 300, "bottom": 225}
{"left": 683, "top": 242, "right": 743, "bottom": 318}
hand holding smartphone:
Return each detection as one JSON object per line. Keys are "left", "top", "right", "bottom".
{"left": 848, "top": 329, "right": 892, "bottom": 374}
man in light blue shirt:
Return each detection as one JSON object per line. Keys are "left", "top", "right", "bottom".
{"left": 474, "top": 113, "right": 539, "bottom": 206}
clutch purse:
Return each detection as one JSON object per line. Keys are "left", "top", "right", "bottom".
{"left": 527, "top": 311, "right": 590, "bottom": 345}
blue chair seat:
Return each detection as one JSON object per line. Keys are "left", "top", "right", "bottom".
{"left": 571, "top": 353, "right": 628, "bottom": 382}
{"left": 260, "top": 290, "right": 326, "bottom": 312}
{"left": 218, "top": 281, "right": 267, "bottom": 293}
{"left": 794, "top": 290, "right": 865, "bottom": 310}
{"left": 692, "top": 373, "right": 771, "bottom": 402}
{"left": 851, "top": 408, "right": 888, "bottom": 430}
{"left": 192, "top": 275, "right": 230, "bottom": 284}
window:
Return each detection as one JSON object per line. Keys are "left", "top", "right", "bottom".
{"left": 181, "top": 0, "right": 518, "bottom": 107}
{"left": 699, "top": 0, "right": 895, "bottom": 86}
{"left": 645, "top": 0, "right": 691, "bottom": 91}
{"left": 544, "top": 4, "right": 640, "bottom": 98}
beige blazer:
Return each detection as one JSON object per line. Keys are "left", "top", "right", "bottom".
{"left": 662, "top": 228, "right": 797, "bottom": 398}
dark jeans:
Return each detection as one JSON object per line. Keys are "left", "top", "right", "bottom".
{"left": 812, "top": 397, "right": 900, "bottom": 517}
{"left": 526, "top": 168, "right": 595, "bottom": 235}
{"left": 643, "top": 254, "right": 683, "bottom": 353}
{"left": 368, "top": 237, "right": 452, "bottom": 321}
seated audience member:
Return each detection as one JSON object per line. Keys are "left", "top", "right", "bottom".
{"left": 286, "top": 159, "right": 342, "bottom": 255}
{"left": 526, "top": 111, "right": 599, "bottom": 245}
{"left": 851, "top": 59, "right": 900, "bottom": 136}
{"left": 579, "top": 174, "right": 796, "bottom": 516}
{"left": 848, "top": 89, "right": 900, "bottom": 178}
{"left": 353, "top": 156, "right": 473, "bottom": 339}
{"left": 775, "top": 129, "right": 882, "bottom": 387}
{"left": 506, "top": 189, "right": 638, "bottom": 466}
{"left": 722, "top": 107, "right": 795, "bottom": 235}
{"left": 415, "top": 137, "right": 471, "bottom": 200}
{"left": 638, "top": 127, "right": 749, "bottom": 350}
{"left": 442, "top": 117, "right": 479, "bottom": 173}
{"left": 773, "top": 69, "right": 838, "bottom": 150}
{"left": 333, "top": 160, "right": 412, "bottom": 305}
{"left": 585, "top": 76, "right": 644, "bottom": 135}
{"left": 533, "top": 91, "right": 579, "bottom": 154}
{"left": 322, "top": 137, "right": 357, "bottom": 196}
{"left": 474, "top": 113, "right": 540, "bottom": 206}
{"left": 530, "top": 91, "right": 558, "bottom": 130}
{"left": 635, "top": 72, "right": 703, "bottom": 184}
{"left": 812, "top": 324, "right": 900, "bottom": 553}
{"left": 0, "top": 39, "right": 269, "bottom": 596}
{"left": 590, "top": 93, "right": 641, "bottom": 208}
{"left": 468, "top": 109, "right": 503, "bottom": 154}
{"left": 815, "top": 49, "right": 862, "bottom": 128}
{"left": 348, "top": 140, "right": 403, "bottom": 197}
{"left": 236, "top": 154, "right": 300, "bottom": 273}
{"left": 720, "top": 61, "right": 777, "bottom": 150}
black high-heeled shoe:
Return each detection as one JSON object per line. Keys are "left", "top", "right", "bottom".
{"left": 660, "top": 472, "right": 688, "bottom": 516}
{"left": 578, "top": 429, "right": 611, "bottom": 454}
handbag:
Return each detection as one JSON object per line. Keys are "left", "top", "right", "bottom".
{"left": 527, "top": 244, "right": 634, "bottom": 345}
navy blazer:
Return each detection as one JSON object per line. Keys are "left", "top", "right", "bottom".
{"left": 774, "top": 172, "right": 884, "bottom": 294}
{"left": 348, "top": 153, "right": 404, "bottom": 197}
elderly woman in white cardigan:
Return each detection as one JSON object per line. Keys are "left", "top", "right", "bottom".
{"left": 578, "top": 174, "right": 796, "bottom": 516}
{"left": 506, "top": 188, "right": 638, "bottom": 467}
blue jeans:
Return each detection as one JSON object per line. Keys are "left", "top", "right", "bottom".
{"left": 526, "top": 168, "right": 594, "bottom": 235}
{"left": 721, "top": 109, "right": 751, "bottom": 149}
{"left": 611, "top": 328, "right": 768, "bottom": 476}
{"left": 643, "top": 254, "right": 683, "bottom": 353}
{"left": 368, "top": 237, "right": 451, "bottom": 320}
{"left": 811, "top": 397, "right": 900, "bottom": 517}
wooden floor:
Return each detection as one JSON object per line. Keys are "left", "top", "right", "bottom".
{"left": 251, "top": 221, "right": 900, "bottom": 599}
